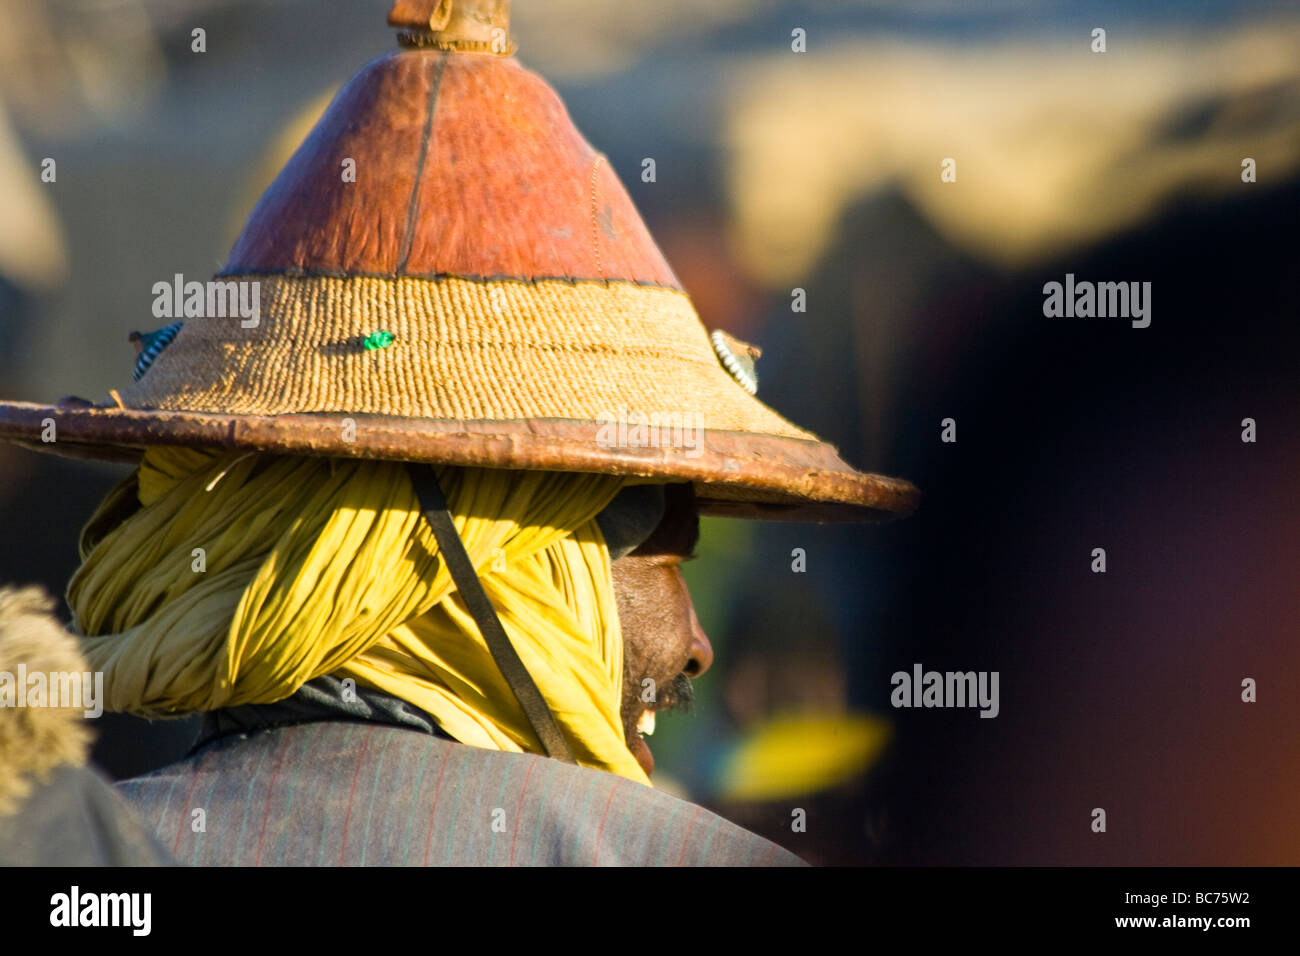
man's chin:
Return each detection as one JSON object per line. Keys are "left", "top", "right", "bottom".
{"left": 628, "top": 728, "right": 655, "bottom": 777}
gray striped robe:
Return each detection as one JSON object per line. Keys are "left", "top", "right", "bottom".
{"left": 117, "top": 681, "right": 805, "bottom": 867}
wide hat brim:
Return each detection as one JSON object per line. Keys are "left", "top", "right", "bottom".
{"left": 0, "top": 44, "right": 919, "bottom": 524}
{"left": 0, "top": 401, "right": 917, "bottom": 522}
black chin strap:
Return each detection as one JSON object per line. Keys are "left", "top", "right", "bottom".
{"left": 404, "top": 463, "right": 576, "bottom": 764}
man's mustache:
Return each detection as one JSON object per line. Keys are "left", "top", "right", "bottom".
{"left": 658, "top": 672, "right": 694, "bottom": 713}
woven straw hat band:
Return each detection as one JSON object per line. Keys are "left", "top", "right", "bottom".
{"left": 121, "top": 275, "right": 815, "bottom": 441}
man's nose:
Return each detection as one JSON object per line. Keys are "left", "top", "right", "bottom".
{"left": 683, "top": 600, "right": 714, "bottom": 677}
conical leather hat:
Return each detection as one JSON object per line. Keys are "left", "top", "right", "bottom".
{"left": 0, "top": 0, "right": 918, "bottom": 523}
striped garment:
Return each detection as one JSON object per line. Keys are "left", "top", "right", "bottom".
{"left": 117, "top": 721, "right": 806, "bottom": 866}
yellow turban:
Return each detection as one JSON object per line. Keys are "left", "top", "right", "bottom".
{"left": 68, "top": 447, "right": 649, "bottom": 784}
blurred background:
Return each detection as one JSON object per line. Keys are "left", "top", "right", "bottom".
{"left": 1, "top": 0, "right": 1297, "bottom": 865}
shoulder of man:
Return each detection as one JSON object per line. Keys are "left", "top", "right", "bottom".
{"left": 118, "top": 721, "right": 807, "bottom": 867}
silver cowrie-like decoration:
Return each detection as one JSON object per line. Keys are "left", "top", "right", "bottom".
{"left": 710, "top": 329, "right": 760, "bottom": 395}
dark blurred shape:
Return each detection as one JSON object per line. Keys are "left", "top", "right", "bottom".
{"left": 748, "top": 173, "right": 1300, "bottom": 864}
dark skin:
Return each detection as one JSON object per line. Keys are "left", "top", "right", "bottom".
{"left": 609, "top": 484, "right": 714, "bottom": 777}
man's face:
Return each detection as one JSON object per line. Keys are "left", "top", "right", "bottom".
{"left": 609, "top": 485, "right": 714, "bottom": 777}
